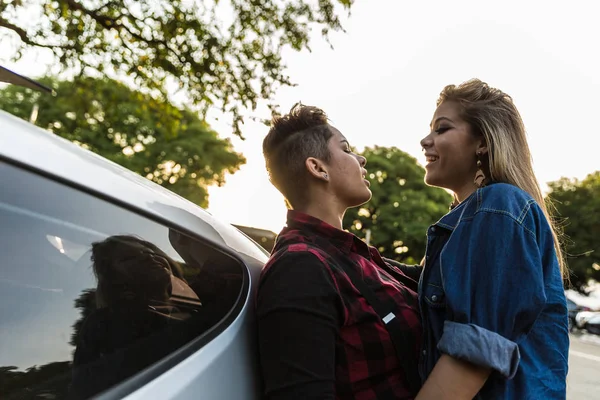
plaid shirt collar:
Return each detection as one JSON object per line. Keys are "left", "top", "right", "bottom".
{"left": 283, "top": 210, "right": 372, "bottom": 258}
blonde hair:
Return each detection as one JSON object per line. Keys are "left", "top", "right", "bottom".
{"left": 438, "top": 79, "right": 567, "bottom": 279}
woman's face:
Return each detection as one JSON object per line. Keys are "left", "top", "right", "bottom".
{"left": 323, "top": 128, "right": 372, "bottom": 208}
{"left": 420, "top": 101, "right": 485, "bottom": 196}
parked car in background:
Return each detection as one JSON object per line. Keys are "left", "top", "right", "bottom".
{"left": 580, "top": 313, "right": 600, "bottom": 335}
{"left": 576, "top": 311, "right": 600, "bottom": 331}
{"left": 0, "top": 68, "right": 268, "bottom": 399}
{"left": 567, "top": 298, "right": 592, "bottom": 331}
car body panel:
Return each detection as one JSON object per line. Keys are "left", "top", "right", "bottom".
{"left": 0, "top": 110, "right": 268, "bottom": 262}
{"left": 0, "top": 109, "right": 270, "bottom": 398}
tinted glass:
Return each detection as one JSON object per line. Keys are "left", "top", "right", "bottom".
{"left": 0, "top": 162, "right": 245, "bottom": 399}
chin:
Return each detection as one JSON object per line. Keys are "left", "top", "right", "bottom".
{"left": 350, "top": 189, "right": 372, "bottom": 208}
{"left": 424, "top": 175, "right": 455, "bottom": 194}
{"left": 424, "top": 173, "right": 443, "bottom": 188}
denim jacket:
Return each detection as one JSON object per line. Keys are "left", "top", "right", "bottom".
{"left": 419, "top": 183, "right": 569, "bottom": 399}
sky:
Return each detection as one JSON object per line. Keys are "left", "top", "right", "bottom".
{"left": 205, "top": 0, "right": 600, "bottom": 232}
{"left": 2, "top": 0, "right": 599, "bottom": 233}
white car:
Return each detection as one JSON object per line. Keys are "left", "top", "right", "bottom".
{"left": 0, "top": 69, "right": 269, "bottom": 399}
{"left": 575, "top": 311, "right": 599, "bottom": 330}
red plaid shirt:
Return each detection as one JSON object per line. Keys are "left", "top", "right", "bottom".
{"left": 257, "top": 211, "right": 422, "bottom": 400}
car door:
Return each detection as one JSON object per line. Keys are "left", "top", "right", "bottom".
{"left": 0, "top": 159, "right": 262, "bottom": 399}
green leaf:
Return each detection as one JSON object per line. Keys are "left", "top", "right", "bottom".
{"left": 343, "top": 146, "right": 452, "bottom": 263}
{"left": 0, "top": 76, "right": 245, "bottom": 209}
{"left": 1, "top": 0, "right": 354, "bottom": 137}
{"left": 547, "top": 172, "right": 600, "bottom": 292}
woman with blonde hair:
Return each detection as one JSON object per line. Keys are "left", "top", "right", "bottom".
{"left": 416, "top": 79, "right": 569, "bottom": 399}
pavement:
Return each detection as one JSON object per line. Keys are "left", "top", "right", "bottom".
{"left": 567, "top": 332, "right": 600, "bottom": 399}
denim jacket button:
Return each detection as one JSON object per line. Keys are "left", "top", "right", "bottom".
{"left": 431, "top": 295, "right": 438, "bottom": 302}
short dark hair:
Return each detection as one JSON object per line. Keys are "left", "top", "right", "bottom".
{"left": 263, "top": 103, "right": 333, "bottom": 207}
{"left": 91, "top": 235, "right": 184, "bottom": 307}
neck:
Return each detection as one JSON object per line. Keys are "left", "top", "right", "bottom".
{"left": 295, "top": 199, "right": 347, "bottom": 230}
{"left": 454, "top": 182, "right": 478, "bottom": 204}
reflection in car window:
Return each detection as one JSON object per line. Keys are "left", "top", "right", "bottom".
{"left": 0, "top": 162, "right": 245, "bottom": 399}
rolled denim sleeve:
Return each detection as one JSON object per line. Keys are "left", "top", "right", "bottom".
{"left": 438, "top": 209, "right": 546, "bottom": 379}
{"left": 438, "top": 321, "right": 520, "bottom": 378}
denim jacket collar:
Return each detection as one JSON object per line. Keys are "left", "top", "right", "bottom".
{"left": 434, "top": 192, "right": 474, "bottom": 231}
{"left": 434, "top": 183, "right": 504, "bottom": 231}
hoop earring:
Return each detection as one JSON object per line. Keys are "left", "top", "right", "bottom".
{"left": 474, "top": 151, "right": 486, "bottom": 188}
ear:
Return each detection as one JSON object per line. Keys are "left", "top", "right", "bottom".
{"left": 305, "top": 157, "right": 329, "bottom": 182}
{"left": 476, "top": 138, "right": 488, "bottom": 156}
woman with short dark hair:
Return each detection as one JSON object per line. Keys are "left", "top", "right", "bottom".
{"left": 257, "top": 103, "right": 422, "bottom": 400}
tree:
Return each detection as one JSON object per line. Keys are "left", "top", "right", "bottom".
{"left": 547, "top": 171, "right": 600, "bottom": 292}
{"left": 0, "top": 362, "right": 72, "bottom": 399}
{"left": 0, "top": 76, "right": 245, "bottom": 208}
{"left": 343, "top": 146, "right": 453, "bottom": 264}
{"left": 0, "top": 0, "right": 353, "bottom": 137}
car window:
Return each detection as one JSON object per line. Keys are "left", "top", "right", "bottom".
{"left": 0, "top": 161, "right": 246, "bottom": 399}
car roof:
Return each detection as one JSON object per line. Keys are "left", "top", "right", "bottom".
{"left": 0, "top": 109, "right": 268, "bottom": 261}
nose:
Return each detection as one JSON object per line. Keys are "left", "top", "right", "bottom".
{"left": 357, "top": 154, "right": 367, "bottom": 167}
{"left": 420, "top": 133, "right": 433, "bottom": 150}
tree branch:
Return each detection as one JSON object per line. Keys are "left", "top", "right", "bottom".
{"left": 0, "top": 16, "right": 63, "bottom": 49}
{"left": 92, "top": 0, "right": 119, "bottom": 14}
{"left": 63, "top": 0, "right": 119, "bottom": 27}
{"left": 62, "top": 0, "right": 184, "bottom": 64}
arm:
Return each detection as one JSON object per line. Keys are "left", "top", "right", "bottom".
{"left": 257, "top": 251, "right": 343, "bottom": 400}
{"left": 417, "top": 211, "right": 546, "bottom": 399}
{"left": 383, "top": 257, "right": 424, "bottom": 282}
{"left": 416, "top": 354, "right": 491, "bottom": 400}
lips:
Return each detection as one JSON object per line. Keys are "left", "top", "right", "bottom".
{"left": 424, "top": 154, "right": 439, "bottom": 166}
{"left": 362, "top": 169, "right": 370, "bottom": 186}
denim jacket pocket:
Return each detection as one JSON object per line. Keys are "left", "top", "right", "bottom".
{"left": 424, "top": 284, "right": 446, "bottom": 309}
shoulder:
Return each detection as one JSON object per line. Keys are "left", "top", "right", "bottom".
{"left": 473, "top": 183, "right": 542, "bottom": 226}
{"left": 478, "top": 183, "right": 534, "bottom": 211}
{"left": 256, "top": 243, "right": 345, "bottom": 320}
{"left": 260, "top": 243, "right": 338, "bottom": 290}
{"left": 455, "top": 184, "right": 551, "bottom": 242}
{"left": 266, "top": 241, "right": 332, "bottom": 272}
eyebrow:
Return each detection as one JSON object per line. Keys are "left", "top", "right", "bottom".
{"left": 430, "top": 116, "right": 454, "bottom": 127}
{"left": 340, "top": 139, "right": 350, "bottom": 146}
